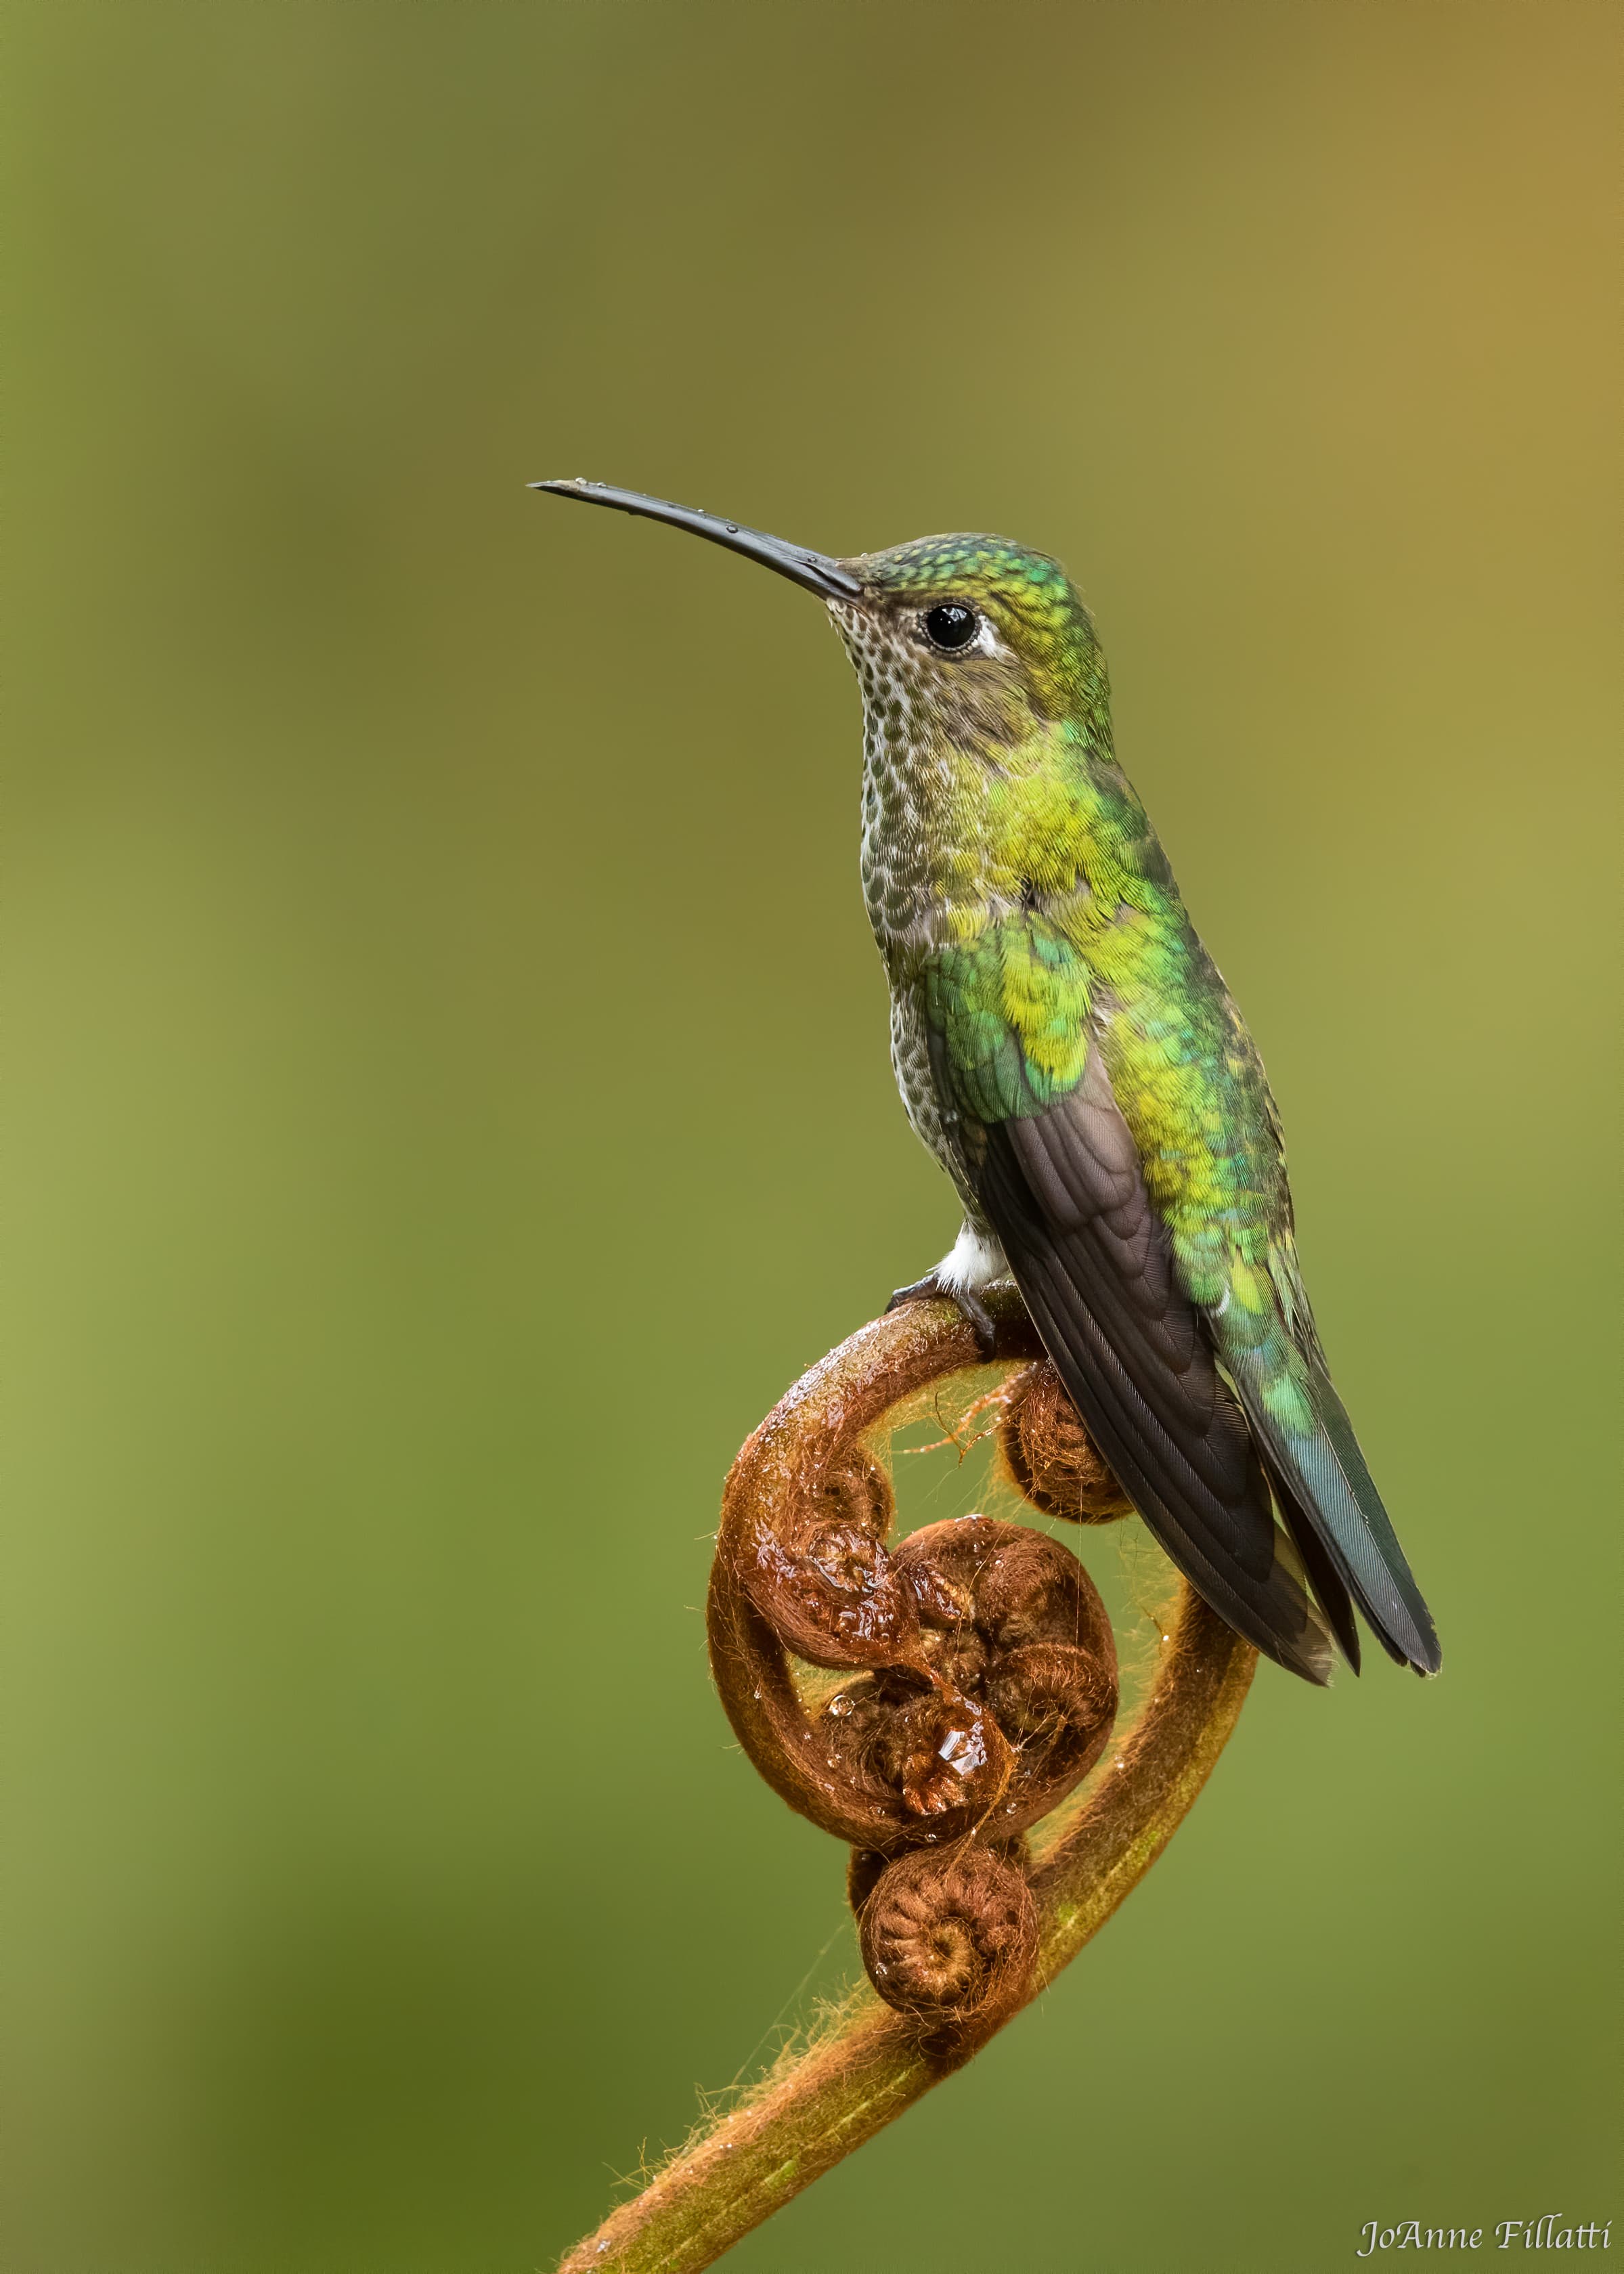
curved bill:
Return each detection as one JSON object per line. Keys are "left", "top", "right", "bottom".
{"left": 530, "top": 479, "right": 863, "bottom": 601}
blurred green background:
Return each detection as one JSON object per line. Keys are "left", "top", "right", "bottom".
{"left": 9, "top": 3, "right": 1619, "bottom": 2269}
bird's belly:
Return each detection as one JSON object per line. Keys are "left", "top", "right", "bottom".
{"left": 889, "top": 986, "right": 987, "bottom": 1223}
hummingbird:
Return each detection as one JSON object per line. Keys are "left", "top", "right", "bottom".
{"left": 533, "top": 479, "right": 1440, "bottom": 1686}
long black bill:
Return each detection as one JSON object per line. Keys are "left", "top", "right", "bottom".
{"left": 530, "top": 479, "right": 863, "bottom": 602}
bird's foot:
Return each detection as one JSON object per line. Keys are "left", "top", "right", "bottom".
{"left": 885, "top": 1271, "right": 998, "bottom": 1358}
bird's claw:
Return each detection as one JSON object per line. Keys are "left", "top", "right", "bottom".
{"left": 885, "top": 1272, "right": 998, "bottom": 1358}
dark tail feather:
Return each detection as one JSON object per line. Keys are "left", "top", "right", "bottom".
{"left": 1010, "top": 1256, "right": 1336, "bottom": 1686}
{"left": 1230, "top": 1356, "right": 1441, "bottom": 1677}
{"left": 1265, "top": 1456, "right": 1362, "bottom": 1674}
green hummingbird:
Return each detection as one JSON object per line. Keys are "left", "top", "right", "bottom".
{"left": 534, "top": 479, "right": 1440, "bottom": 1686}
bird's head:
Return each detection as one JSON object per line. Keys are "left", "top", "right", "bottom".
{"left": 832, "top": 531, "right": 1106, "bottom": 751}
{"left": 533, "top": 482, "right": 1107, "bottom": 753}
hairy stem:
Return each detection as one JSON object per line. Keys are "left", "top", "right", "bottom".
{"left": 558, "top": 1298, "right": 1256, "bottom": 2274}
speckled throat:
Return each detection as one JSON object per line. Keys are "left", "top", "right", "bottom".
{"left": 829, "top": 596, "right": 1042, "bottom": 1221}
{"left": 830, "top": 601, "right": 940, "bottom": 971}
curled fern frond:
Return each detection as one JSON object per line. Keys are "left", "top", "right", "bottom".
{"left": 559, "top": 1292, "right": 1256, "bottom": 2274}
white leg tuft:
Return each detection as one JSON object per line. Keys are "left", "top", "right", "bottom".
{"left": 934, "top": 1221, "right": 1009, "bottom": 1296}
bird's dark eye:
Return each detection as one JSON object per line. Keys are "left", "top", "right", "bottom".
{"left": 922, "top": 601, "right": 979, "bottom": 652}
